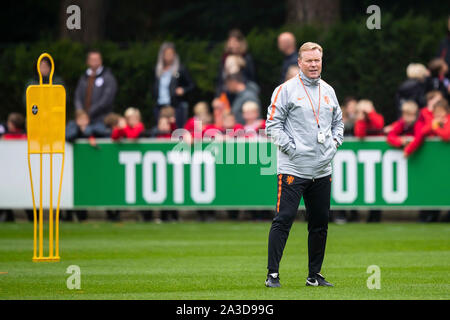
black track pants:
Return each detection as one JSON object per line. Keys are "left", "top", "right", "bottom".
{"left": 267, "top": 173, "right": 331, "bottom": 277}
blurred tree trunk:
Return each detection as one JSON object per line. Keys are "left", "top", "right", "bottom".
{"left": 286, "top": 0, "right": 340, "bottom": 27}
{"left": 59, "top": 0, "right": 107, "bottom": 44}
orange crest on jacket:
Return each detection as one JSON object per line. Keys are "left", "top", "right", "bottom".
{"left": 286, "top": 175, "right": 295, "bottom": 185}
{"left": 324, "top": 95, "right": 330, "bottom": 104}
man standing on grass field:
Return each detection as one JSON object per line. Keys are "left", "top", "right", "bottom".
{"left": 265, "top": 42, "right": 344, "bottom": 288}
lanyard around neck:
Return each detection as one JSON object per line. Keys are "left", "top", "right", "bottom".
{"left": 299, "top": 76, "right": 321, "bottom": 129}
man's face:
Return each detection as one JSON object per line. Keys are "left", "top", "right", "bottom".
{"left": 298, "top": 49, "right": 322, "bottom": 79}
{"left": 277, "top": 37, "right": 289, "bottom": 54}
{"left": 87, "top": 53, "right": 102, "bottom": 71}
{"left": 277, "top": 33, "right": 295, "bottom": 55}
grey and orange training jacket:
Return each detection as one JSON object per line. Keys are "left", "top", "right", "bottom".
{"left": 266, "top": 71, "right": 344, "bottom": 179}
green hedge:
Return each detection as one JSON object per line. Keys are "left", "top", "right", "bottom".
{"left": 0, "top": 13, "right": 445, "bottom": 126}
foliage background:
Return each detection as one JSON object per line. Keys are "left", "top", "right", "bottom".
{"left": 0, "top": 1, "right": 448, "bottom": 125}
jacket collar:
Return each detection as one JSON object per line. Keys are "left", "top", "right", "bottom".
{"left": 86, "top": 66, "right": 104, "bottom": 77}
{"left": 299, "top": 70, "right": 320, "bottom": 86}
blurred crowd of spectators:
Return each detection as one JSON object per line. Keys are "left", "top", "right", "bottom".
{"left": 332, "top": 17, "right": 450, "bottom": 223}
{"left": 1, "top": 18, "right": 450, "bottom": 223}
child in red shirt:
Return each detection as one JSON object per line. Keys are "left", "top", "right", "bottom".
{"left": 2, "top": 113, "right": 27, "bottom": 140}
{"left": 221, "top": 112, "right": 244, "bottom": 139}
{"left": 423, "top": 99, "right": 450, "bottom": 141}
{"left": 387, "top": 101, "right": 426, "bottom": 157}
{"left": 184, "top": 102, "right": 209, "bottom": 134}
{"left": 182, "top": 111, "right": 220, "bottom": 142}
{"left": 159, "top": 106, "right": 177, "bottom": 132}
{"left": 153, "top": 116, "right": 173, "bottom": 139}
{"left": 419, "top": 90, "right": 444, "bottom": 125}
{"left": 354, "top": 99, "right": 384, "bottom": 137}
{"left": 111, "top": 107, "right": 144, "bottom": 140}
{"left": 242, "top": 101, "right": 265, "bottom": 138}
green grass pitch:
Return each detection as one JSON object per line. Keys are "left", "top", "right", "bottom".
{"left": 0, "top": 221, "right": 449, "bottom": 300}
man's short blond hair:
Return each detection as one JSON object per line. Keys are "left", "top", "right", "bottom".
{"left": 401, "top": 100, "right": 418, "bottom": 114}
{"left": 298, "top": 42, "right": 323, "bottom": 59}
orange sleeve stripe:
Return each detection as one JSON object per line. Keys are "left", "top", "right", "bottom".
{"left": 276, "top": 174, "right": 283, "bottom": 213}
{"left": 269, "top": 85, "right": 284, "bottom": 120}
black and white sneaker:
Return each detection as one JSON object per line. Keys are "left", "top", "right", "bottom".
{"left": 265, "top": 274, "right": 281, "bottom": 287}
{"left": 306, "top": 273, "right": 334, "bottom": 287}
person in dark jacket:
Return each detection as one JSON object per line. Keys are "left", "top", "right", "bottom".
{"left": 225, "top": 73, "right": 261, "bottom": 125}
{"left": 278, "top": 32, "right": 298, "bottom": 83}
{"left": 424, "top": 58, "right": 450, "bottom": 101}
{"left": 354, "top": 99, "right": 385, "bottom": 137}
{"left": 153, "top": 42, "right": 195, "bottom": 129}
{"left": 66, "top": 109, "right": 109, "bottom": 143}
{"left": 74, "top": 50, "right": 118, "bottom": 124}
{"left": 395, "top": 63, "right": 428, "bottom": 116}
{"left": 215, "top": 29, "right": 256, "bottom": 98}
{"left": 64, "top": 108, "right": 109, "bottom": 223}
